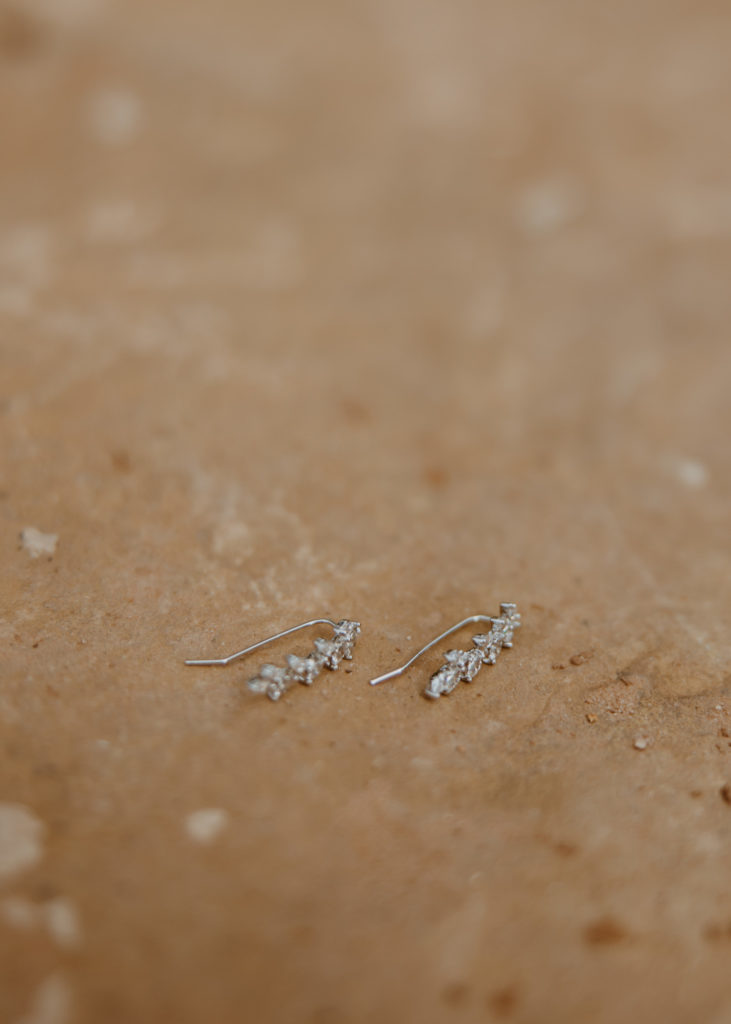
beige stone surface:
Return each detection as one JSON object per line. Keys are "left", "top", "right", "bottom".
{"left": 1, "top": 1, "right": 731, "bottom": 1021}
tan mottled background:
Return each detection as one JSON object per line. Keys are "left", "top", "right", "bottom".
{"left": 1, "top": 1, "right": 731, "bottom": 1022}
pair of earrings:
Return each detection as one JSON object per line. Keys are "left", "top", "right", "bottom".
{"left": 186, "top": 603, "right": 521, "bottom": 702}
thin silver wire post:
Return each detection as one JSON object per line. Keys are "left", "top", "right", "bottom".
{"left": 185, "top": 618, "right": 338, "bottom": 667}
{"left": 369, "top": 614, "right": 493, "bottom": 686}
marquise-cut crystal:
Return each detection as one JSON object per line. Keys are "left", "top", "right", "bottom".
{"left": 490, "top": 616, "right": 508, "bottom": 644}
{"left": 248, "top": 663, "right": 290, "bottom": 701}
{"left": 473, "top": 633, "right": 501, "bottom": 664}
{"left": 286, "top": 653, "right": 322, "bottom": 686}
{"left": 462, "top": 648, "right": 483, "bottom": 681}
{"left": 334, "top": 619, "right": 360, "bottom": 642}
{"left": 314, "top": 637, "right": 342, "bottom": 670}
{"left": 333, "top": 619, "right": 361, "bottom": 660}
{"left": 427, "top": 665, "right": 461, "bottom": 697}
{"left": 444, "top": 648, "right": 482, "bottom": 682}
{"left": 499, "top": 603, "right": 521, "bottom": 647}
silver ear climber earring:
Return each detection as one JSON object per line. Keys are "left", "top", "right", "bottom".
{"left": 370, "top": 603, "right": 520, "bottom": 699}
{"left": 186, "top": 617, "right": 361, "bottom": 701}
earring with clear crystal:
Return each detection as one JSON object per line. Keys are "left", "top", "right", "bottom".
{"left": 370, "top": 603, "right": 520, "bottom": 699}
{"left": 186, "top": 617, "right": 361, "bottom": 701}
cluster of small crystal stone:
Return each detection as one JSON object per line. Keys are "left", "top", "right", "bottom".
{"left": 425, "top": 603, "right": 521, "bottom": 699}
{"left": 247, "top": 620, "right": 361, "bottom": 701}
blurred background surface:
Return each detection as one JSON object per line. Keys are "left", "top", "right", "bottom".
{"left": 1, "top": 1, "right": 731, "bottom": 1022}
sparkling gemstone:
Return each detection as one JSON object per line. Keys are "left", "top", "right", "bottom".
{"left": 473, "top": 633, "right": 501, "bottom": 665}
{"left": 286, "top": 653, "right": 321, "bottom": 686}
{"left": 443, "top": 648, "right": 481, "bottom": 682}
{"left": 501, "top": 602, "right": 520, "bottom": 625}
{"left": 314, "top": 637, "right": 342, "bottom": 670}
{"left": 424, "top": 678, "right": 442, "bottom": 699}
{"left": 491, "top": 616, "right": 517, "bottom": 650}
{"left": 499, "top": 603, "right": 521, "bottom": 647}
{"left": 334, "top": 619, "right": 360, "bottom": 642}
{"left": 332, "top": 619, "right": 361, "bottom": 660}
{"left": 261, "top": 663, "right": 286, "bottom": 681}
{"left": 486, "top": 642, "right": 501, "bottom": 664}
{"left": 462, "top": 648, "right": 483, "bottom": 681}
{"left": 248, "top": 662, "right": 290, "bottom": 700}
{"left": 428, "top": 665, "right": 461, "bottom": 697}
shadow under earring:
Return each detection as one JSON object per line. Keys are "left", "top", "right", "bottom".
{"left": 186, "top": 617, "right": 361, "bottom": 701}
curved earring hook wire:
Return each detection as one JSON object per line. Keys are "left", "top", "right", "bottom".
{"left": 185, "top": 618, "right": 339, "bottom": 667}
{"left": 369, "top": 614, "right": 493, "bottom": 686}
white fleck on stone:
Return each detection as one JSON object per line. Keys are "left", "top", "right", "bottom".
{"left": 0, "top": 225, "right": 53, "bottom": 287}
{"left": 672, "top": 457, "right": 709, "bottom": 489}
{"left": 1, "top": 896, "right": 39, "bottom": 930}
{"left": 243, "top": 221, "right": 303, "bottom": 290}
{"left": 0, "top": 619, "right": 17, "bottom": 642}
{"left": 85, "top": 199, "right": 159, "bottom": 244}
{"left": 0, "top": 896, "right": 82, "bottom": 950}
{"left": 0, "top": 285, "right": 34, "bottom": 316}
{"left": 44, "top": 898, "right": 82, "bottom": 950}
{"left": 185, "top": 808, "right": 229, "bottom": 845}
{"left": 211, "top": 520, "right": 253, "bottom": 563}
{"left": 483, "top": 719, "right": 507, "bottom": 737}
{"left": 15, "top": 972, "right": 72, "bottom": 1024}
{"left": 633, "top": 736, "right": 650, "bottom": 751}
{"left": 88, "top": 88, "right": 142, "bottom": 146}
{"left": 24, "top": 0, "right": 108, "bottom": 26}
{"left": 0, "top": 804, "right": 45, "bottom": 882}
{"left": 695, "top": 831, "right": 722, "bottom": 855}
{"left": 411, "top": 69, "right": 478, "bottom": 126}
{"left": 429, "top": 895, "right": 486, "bottom": 982}
{"left": 464, "top": 284, "right": 504, "bottom": 338}
{"left": 663, "top": 188, "right": 731, "bottom": 238}
{"left": 20, "top": 527, "right": 58, "bottom": 559}
{"left": 516, "top": 180, "right": 584, "bottom": 233}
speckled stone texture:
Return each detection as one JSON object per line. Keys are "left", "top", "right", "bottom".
{"left": 1, "top": 1, "right": 731, "bottom": 1022}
